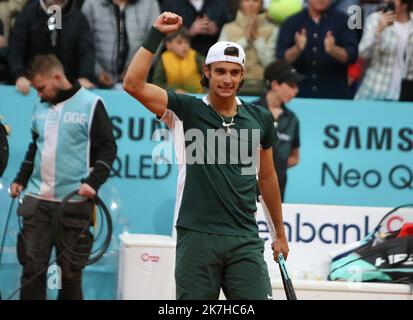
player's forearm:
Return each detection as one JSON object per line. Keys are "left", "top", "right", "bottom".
{"left": 124, "top": 27, "right": 166, "bottom": 95}
{"left": 123, "top": 47, "right": 155, "bottom": 94}
{"left": 259, "top": 174, "right": 286, "bottom": 238}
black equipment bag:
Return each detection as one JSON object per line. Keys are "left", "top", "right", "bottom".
{"left": 329, "top": 204, "right": 413, "bottom": 284}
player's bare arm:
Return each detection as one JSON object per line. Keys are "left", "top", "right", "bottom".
{"left": 258, "top": 147, "right": 289, "bottom": 261}
{"left": 123, "top": 12, "right": 183, "bottom": 117}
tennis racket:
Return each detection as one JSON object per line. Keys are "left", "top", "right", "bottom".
{"left": 259, "top": 196, "right": 297, "bottom": 300}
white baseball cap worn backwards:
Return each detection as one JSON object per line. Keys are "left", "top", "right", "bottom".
{"left": 205, "top": 41, "right": 246, "bottom": 69}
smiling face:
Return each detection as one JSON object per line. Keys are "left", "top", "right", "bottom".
{"left": 204, "top": 62, "right": 244, "bottom": 99}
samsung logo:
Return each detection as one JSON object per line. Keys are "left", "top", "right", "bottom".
{"left": 324, "top": 125, "right": 413, "bottom": 152}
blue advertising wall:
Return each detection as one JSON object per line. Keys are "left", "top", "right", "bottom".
{"left": 284, "top": 98, "right": 413, "bottom": 206}
{"left": 1, "top": 86, "right": 413, "bottom": 299}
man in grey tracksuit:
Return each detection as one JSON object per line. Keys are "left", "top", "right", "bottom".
{"left": 82, "top": 0, "right": 160, "bottom": 88}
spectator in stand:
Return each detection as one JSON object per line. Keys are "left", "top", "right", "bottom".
{"left": 355, "top": 0, "right": 413, "bottom": 101}
{"left": 219, "top": 0, "right": 278, "bottom": 95}
{"left": 7, "top": 0, "right": 95, "bottom": 95}
{"left": 0, "top": 0, "right": 29, "bottom": 40}
{"left": 0, "top": 0, "right": 29, "bottom": 83}
{"left": 153, "top": 27, "right": 205, "bottom": 93}
{"left": 330, "top": 0, "right": 364, "bottom": 97}
{"left": 276, "top": 0, "right": 359, "bottom": 99}
{"left": 160, "top": 0, "right": 233, "bottom": 57}
{"left": 0, "top": 19, "right": 8, "bottom": 82}
{"left": 82, "top": 0, "right": 160, "bottom": 89}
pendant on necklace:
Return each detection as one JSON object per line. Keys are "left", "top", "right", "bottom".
{"left": 222, "top": 121, "right": 235, "bottom": 135}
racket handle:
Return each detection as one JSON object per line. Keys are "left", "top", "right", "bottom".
{"left": 259, "top": 197, "right": 298, "bottom": 300}
{"left": 278, "top": 253, "right": 297, "bottom": 300}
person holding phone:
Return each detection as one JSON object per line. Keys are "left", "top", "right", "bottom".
{"left": 355, "top": 0, "right": 413, "bottom": 101}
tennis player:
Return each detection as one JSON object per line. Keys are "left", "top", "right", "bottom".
{"left": 124, "top": 12, "right": 289, "bottom": 300}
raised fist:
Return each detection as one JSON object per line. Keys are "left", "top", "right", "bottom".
{"left": 154, "top": 12, "right": 183, "bottom": 34}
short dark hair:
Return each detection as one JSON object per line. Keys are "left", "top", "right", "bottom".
{"left": 222, "top": 46, "right": 240, "bottom": 57}
{"left": 165, "top": 26, "right": 191, "bottom": 43}
{"left": 264, "top": 61, "right": 283, "bottom": 90}
{"left": 200, "top": 46, "right": 244, "bottom": 88}
{"left": 27, "top": 54, "right": 64, "bottom": 80}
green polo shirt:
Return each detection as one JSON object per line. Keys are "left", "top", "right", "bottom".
{"left": 165, "top": 91, "right": 277, "bottom": 236}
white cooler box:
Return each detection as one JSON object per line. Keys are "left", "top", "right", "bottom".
{"left": 117, "top": 233, "right": 176, "bottom": 300}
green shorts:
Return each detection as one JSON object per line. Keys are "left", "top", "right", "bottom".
{"left": 175, "top": 227, "right": 272, "bottom": 300}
